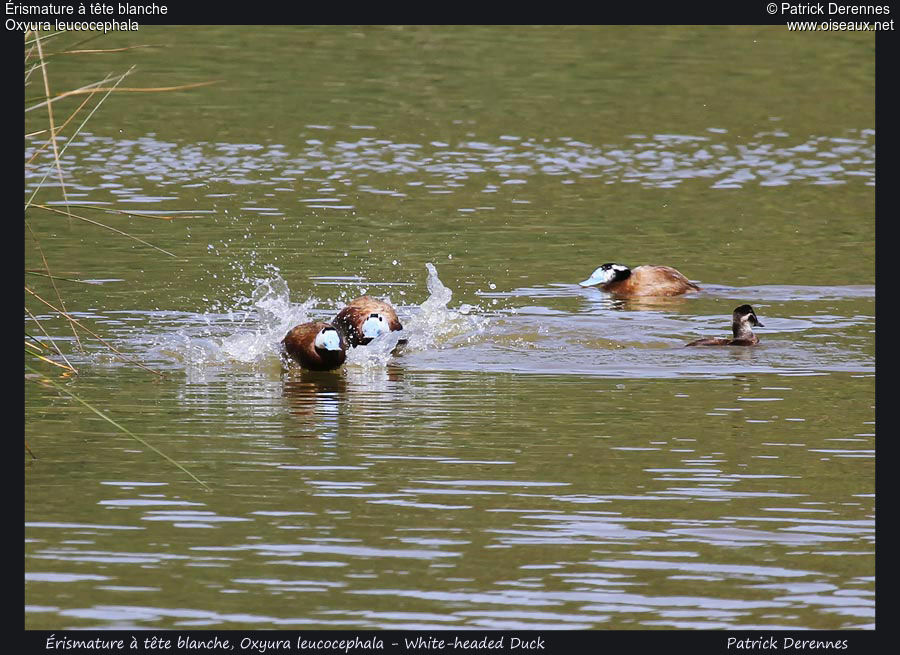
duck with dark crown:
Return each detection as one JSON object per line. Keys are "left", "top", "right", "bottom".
{"left": 332, "top": 295, "right": 403, "bottom": 347}
{"left": 579, "top": 263, "right": 700, "bottom": 297}
{"left": 281, "top": 322, "right": 348, "bottom": 370}
{"left": 686, "top": 305, "right": 764, "bottom": 346}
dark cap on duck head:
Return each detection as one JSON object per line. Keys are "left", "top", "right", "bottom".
{"left": 734, "top": 304, "right": 763, "bottom": 327}
{"left": 578, "top": 263, "right": 631, "bottom": 287}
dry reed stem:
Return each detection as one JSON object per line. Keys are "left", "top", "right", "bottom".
{"left": 54, "top": 79, "right": 220, "bottom": 97}
{"left": 25, "top": 364, "right": 209, "bottom": 489}
{"left": 63, "top": 45, "right": 158, "bottom": 55}
{"left": 25, "top": 285, "right": 165, "bottom": 378}
{"left": 25, "top": 306, "right": 77, "bottom": 372}
{"left": 39, "top": 30, "right": 103, "bottom": 53}
{"left": 25, "top": 269, "right": 95, "bottom": 284}
{"left": 37, "top": 203, "right": 203, "bottom": 222}
{"left": 24, "top": 32, "right": 211, "bottom": 380}
{"left": 25, "top": 220, "right": 82, "bottom": 350}
{"left": 25, "top": 341, "right": 77, "bottom": 373}
{"left": 25, "top": 91, "right": 95, "bottom": 164}
{"left": 25, "top": 73, "right": 120, "bottom": 112}
{"left": 33, "top": 32, "right": 69, "bottom": 212}
{"left": 32, "top": 205, "right": 176, "bottom": 257}
{"left": 25, "top": 70, "right": 128, "bottom": 209}
{"left": 24, "top": 30, "right": 67, "bottom": 47}
{"left": 26, "top": 78, "right": 219, "bottom": 112}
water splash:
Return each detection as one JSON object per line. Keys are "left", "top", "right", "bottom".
{"left": 344, "top": 330, "right": 403, "bottom": 369}
{"left": 201, "top": 276, "right": 307, "bottom": 365}
{"left": 394, "top": 263, "right": 490, "bottom": 352}
{"left": 151, "top": 262, "right": 489, "bottom": 372}
{"left": 423, "top": 262, "right": 453, "bottom": 310}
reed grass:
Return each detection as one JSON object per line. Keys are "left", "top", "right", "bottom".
{"left": 25, "top": 364, "right": 209, "bottom": 490}
{"left": 24, "top": 29, "right": 216, "bottom": 486}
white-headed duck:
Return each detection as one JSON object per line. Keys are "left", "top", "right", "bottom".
{"left": 579, "top": 263, "right": 700, "bottom": 297}
{"left": 282, "top": 321, "right": 347, "bottom": 370}
{"left": 686, "top": 304, "right": 764, "bottom": 347}
{"left": 332, "top": 295, "right": 403, "bottom": 347}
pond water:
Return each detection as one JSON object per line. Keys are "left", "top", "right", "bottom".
{"left": 24, "top": 26, "right": 874, "bottom": 630}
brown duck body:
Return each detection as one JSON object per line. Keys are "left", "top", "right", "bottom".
{"left": 686, "top": 335, "right": 759, "bottom": 347}
{"left": 332, "top": 295, "right": 403, "bottom": 347}
{"left": 686, "top": 305, "right": 763, "bottom": 347}
{"left": 281, "top": 321, "right": 347, "bottom": 370}
{"left": 603, "top": 265, "right": 700, "bottom": 297}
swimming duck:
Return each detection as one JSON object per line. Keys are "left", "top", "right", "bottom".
{"left": 579, "top": 263, "right": 700, "bottom": 297}
{"left": 686, "top": 305, "right": 764, "bottom": 346}
{"left": 281, "top": 321, "right": 347, "bottom": 370}
{"left": 332, "top": 295, "right": 403, "bottom": 347}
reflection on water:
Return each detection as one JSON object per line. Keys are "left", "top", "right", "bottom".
{"left": 24, "top": 26, "right": 873, "bottom": 631}
{"left": 25, "top": 364, "right": 874, "bottom": 629}
{"left": 25, "top": 264, "right": 875, "bottom": 629}
{"left": 26, "top": 128, "right": 874, "bottom": 209}
{"left": 33, "top": 264, "right": 874, "bottom": 381}
{"left": 25, "top": 251, "right": 874, "bottom": 631}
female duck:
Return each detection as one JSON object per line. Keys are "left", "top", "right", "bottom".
{"left": 686, "top": 305, "right": 764, "bottom": 346}
{"left": 332, "top": 295, "right": 403, "bottom": 347}
{"left": 579, "top": 263, "right": 700, "bottom": 297}
{"left": 282, "top": 322, "right": 347, "bottom": 370}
